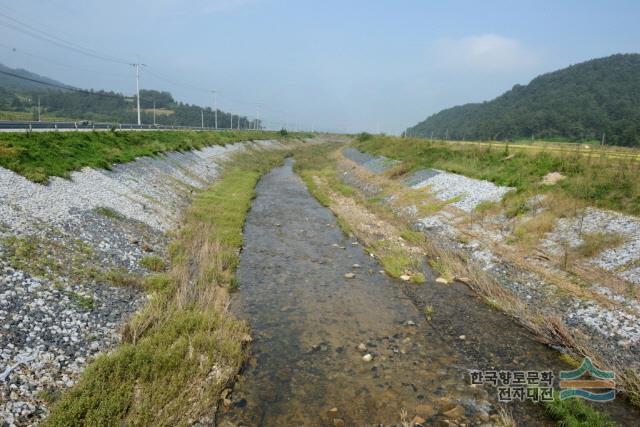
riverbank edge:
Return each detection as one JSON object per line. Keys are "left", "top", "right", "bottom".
{"left": 43, "top": 143, "right": 295, "bottom": 426}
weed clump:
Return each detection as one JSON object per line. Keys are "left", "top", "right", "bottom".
{"left": 576, "top": 232, "right": 624, "bottom": 258}
{"left": 140, "top": 255, "right": 166, "bottom": 272}
{"left": 93, "top": 206, "right": 125, "bottom": 220}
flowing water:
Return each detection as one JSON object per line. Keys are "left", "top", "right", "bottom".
{"left": 217, "top": 160, "right": 638, "bottom": 426}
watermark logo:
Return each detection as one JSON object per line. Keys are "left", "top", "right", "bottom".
{"left": 470, "top": 369, "right": 554, "bottom": 403}
{"left": 559, "top": 357, "right": 615, "bottom": 402}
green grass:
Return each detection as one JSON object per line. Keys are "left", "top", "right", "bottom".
{"left": 0, "top": 130, "right": 282, "bottom": 183}
{"left": 1, "top": 234, "right": 100, "bottom": 283}
{"left": 66, "top": 291, "right": 95, "bottom": 311}
{"left": 45, "top": 145, "right": 291, "bottom": 426}
{"left": 354, "top": 136, "right": 640, "bottom": 217}
{"left": 93, "top": 206, "right": 125, "bottom": 220}
{"left": 378, "top": 249, "right": 425, "bottom": 283}
{"left": 140, "top": 255, "right": 166, "bottom": 272}
{"left": 101, "top": 268, "right": 143, "bottom": 288}
{"left": 543, "top": 392, "right": 618, "bottom": 427}
{"left": 423, "top": 305, "right": 434, "bottom": 319}
{"left": 143, "top": 273, "right": 173, "bottom": 293}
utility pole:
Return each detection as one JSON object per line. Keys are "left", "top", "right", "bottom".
{"left": 37, "top": 96, "right": 41, "bottom": 122}
{"left": 132, "top": 63, "right": 145, "bottom": 126}
{"left": 212, "top": 91, "right": 218, "bottom": 129}
{"left": 255, "top": 104, "right": 260, "bottom": 130}
{"left": 230, "top": 113, "right": 233, "bottom": 130}
{"left": 153, "top": 100, "right": 156, "bottom": 126}
{"left": 201, "top": 109, "right": 204, "bottom": 129}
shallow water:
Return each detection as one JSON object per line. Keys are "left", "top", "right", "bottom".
{"left": 218, "top": 160, "right": 638, "bottom": 426}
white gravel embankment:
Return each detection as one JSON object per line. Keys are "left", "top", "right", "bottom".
{"left": 410, "top": 169, "right": 513, "bottom": 212}
{"left": 0, "top": 139, "right": 279, "bottom": 426}
{"left": 0, "top": 142, "right": 262, "bottom": 233}
{"left": 344, "top": 147, "right": 640, "bottom": 368}
{"left": 542, "top": 207, "right": 640, "bottom": 285}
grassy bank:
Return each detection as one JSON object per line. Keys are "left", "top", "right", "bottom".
{"left": 354, "top": 135, "right": 640, "bottom": 216}
{"left": 44, "top": 145, "right": 291, "bottom": 426}
{"left": 295, "top": 143, "right": 427, "bottom": 283}
{"left": 0, "top": 130, "right": 285, "bottom": 183}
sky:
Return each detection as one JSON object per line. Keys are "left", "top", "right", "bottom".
{"left": 0, "top": 0, "right": 638, "bottom": 133}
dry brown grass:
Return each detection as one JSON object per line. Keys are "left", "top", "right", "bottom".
{"left": 494, "top": 406, "right": 517, "bottom": 427}
{"left": 575, "top": 231, "right": 625, "bottom": 258}
{"left": 510, "top": 191, "right": 579, "bottom": 247}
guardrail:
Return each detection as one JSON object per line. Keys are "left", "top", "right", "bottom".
{"left": 0, "top": 121, "right": 254, "bottom": 132}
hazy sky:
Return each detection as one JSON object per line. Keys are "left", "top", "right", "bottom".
{"left": 1, "top": 0, "right": 638, "bottom": 133}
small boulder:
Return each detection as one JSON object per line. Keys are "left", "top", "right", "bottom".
{"left": 362, "top": 354, "right": 373, "bottom": 362}
{"left": 344, "top": 273, "right": 355, "bottom": 279}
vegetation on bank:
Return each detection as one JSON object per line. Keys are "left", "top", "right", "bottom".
{"left": 294, "top": 143, "right": 426, "bottom": 283}
{"left": 354, "top": 134, "right": 640, "bottom": 217}
{"left": 408, "top": 54, "right": 640, "bottom": 146}
{"left": 294, "top": 142, "right": 635, "bottom": 424}
{"left": 542, "top": 392, "right": 618, "bottom": 427}
{"left": 44, "top": 145, "right": 291, "bottom": 426}
{"left": 0, "top": 130, "right": 283, "bottom": 183}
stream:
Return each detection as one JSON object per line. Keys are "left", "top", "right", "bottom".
{"left": 217, "top": 159, "right": 638, "bottom": 426}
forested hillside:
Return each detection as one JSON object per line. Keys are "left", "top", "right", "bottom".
{"left": 0, "top": 64, "right": 255, "bottom": 128}
{"left": 408, "top": 54, "right": 640, "bottom": 146}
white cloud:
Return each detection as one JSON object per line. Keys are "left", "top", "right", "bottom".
{"left": 431, "top": 34, "right": 540, "bottom": 73}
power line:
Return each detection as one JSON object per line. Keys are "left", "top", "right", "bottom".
{"left": 0, "top": 11, "right": 132, "bottom": 64}
{"left": 0, "top": 9, "right": 286, "bottom": 126}
{"left": 0, "top": 13, "right": 132, "bottom": 64}
{"left": 0, "top": 43, "right": 130, "bottom": 79}
{"left": 144, "top": 68, "right": 209, "bottom": 93}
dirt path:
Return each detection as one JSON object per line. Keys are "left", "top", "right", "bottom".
{"left": 216, "top": 159, "right": 634, "bottom": 426}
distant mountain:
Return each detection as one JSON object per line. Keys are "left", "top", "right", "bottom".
{"left": 0, "top": 63, "right": 71, "bottom": 92}
{"left": 408, "top": 54, "right": 640, "bottom": 146}
{"left": 0, "top": 64, "right": 256, "bottom": 127}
